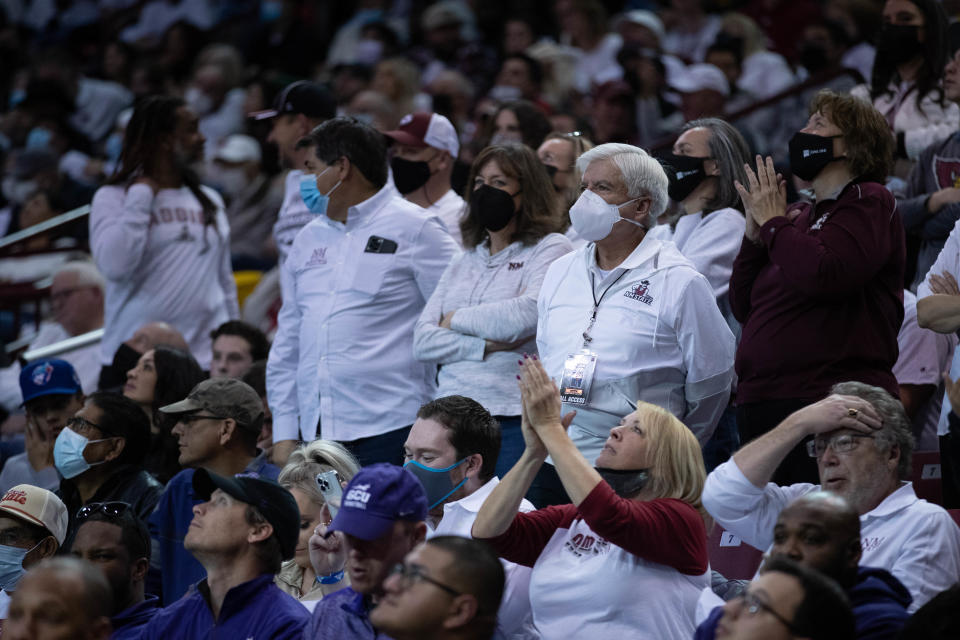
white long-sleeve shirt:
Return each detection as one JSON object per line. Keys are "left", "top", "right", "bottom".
{"left": 537, "top": 237, "right": 736, "bottom": 463}
{"left": 266, "top": 185, "right": 459, "bottom": 443}
{"left": 702, "top": 459, "right": 960, "bottom": 611}
{"left": 90, "top": 183, "right": 239, "bottom": 369}
{"left": 413, "top": 233, "right": 572, "bottom": 416}
{"left": 428, "top": 477, "right": 536, "bottom": 640}
{"left": 273, "top": 170, "right": 316, "bottom": 265}
{"left": 425, "top": 189, "right": 467, "bottom": 248}
{"left": 662, "top": 208, "right": 744, "bottom": 339}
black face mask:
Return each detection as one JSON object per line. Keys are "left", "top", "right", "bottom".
{"left": 799, "top": 42, "right": 829, "bottom": 73}
{"left": 661, "top": 153, "right": 709, "bottom": 202}
{"left": 98, "top": 343, "right": 142, "bottom": 392}
{"left": 470, "top": 184, "right": 518, "bottom": 232}
{"left": 542, "top": 163, "right": 559, "bottom": 179}
{"left": 875, "top": 24, "right": 923, "bottom": 66}
{"left": 789, "top": 131, "right": 843, "bottom": 182}
{"left": 596, "top": 468, "right": 649, "bottom": 498}
{"left": 391, "top": 156, "right": 431, "bottom": 195}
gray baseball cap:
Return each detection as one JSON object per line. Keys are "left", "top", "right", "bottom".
{"left": 160, "top": 378, "right": 264, "bottom": 431}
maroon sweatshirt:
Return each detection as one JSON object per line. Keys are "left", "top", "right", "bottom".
{"left": 481, "top": 481, "right": 708, "bottom": 576}
{"left": 730, "top": 180, "right": 904, "bottom": 405}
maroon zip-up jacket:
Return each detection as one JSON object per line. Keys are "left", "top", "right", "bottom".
{"left": 730, "top": 180, "right": 905, "bottom": 405}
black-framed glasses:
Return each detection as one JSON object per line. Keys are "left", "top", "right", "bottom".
{"left": 66, "top": 416, "right": 117, "bottom": 437}
{"left": 738, "top": 591, "right": 796, "bottom": 632}
{"left": 806, "top": 433, "right": 875, "bottom": 458}
{"left": 389, "top": 563, "right": 461, "bottom": 597}
{"left": 76, "top": 501, "right": 131, "bottom": 522}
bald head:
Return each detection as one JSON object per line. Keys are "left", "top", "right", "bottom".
{"left": 770, "top": 492, "right": 861, "bottom": 587}
{"left": 127, "top": 322, "right": 190, "bottom": 355}
{"left": 5, "top": 557, "right": 112, "bottom": 640}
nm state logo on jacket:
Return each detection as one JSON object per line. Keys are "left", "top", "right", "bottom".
{"left": 624, "top": 280, "right": 654, "bottom": 305}
{"left": 564, "top": 532, "right": 610, "bottom": 557}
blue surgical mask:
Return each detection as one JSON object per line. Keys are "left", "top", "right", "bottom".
{"left": 53, "top": 427, "right": 109, "bottom": 479}
{"left": 25, "top": 127, "right": 52, "bottom": 150}
{"left": 105, "top": 132, "right": 124, "bottom": 163}
{"left": 299, "top": 167, "right": 341, "bottom": 215}
{"left": 0, "top": 541, "right": 40, "bottom": 591}
{"left": 404, "top": 458, "right": 468, "bottom": 509}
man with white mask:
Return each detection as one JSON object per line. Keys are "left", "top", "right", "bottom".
{"left": 534, "top": 142, "right": 735, "bottom": 505}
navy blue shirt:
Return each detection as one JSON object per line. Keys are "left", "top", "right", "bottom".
{"left": 111, "top": 595, "right": 159, "bottom": 640}
{"left": 148, "top": 457, "right": 279, "bottom": 603}
{"left": 139, "top": 574, "right": 308, "bottom": 640}
{"left": 303, "top": 587, "right": 393, "bottom": 640}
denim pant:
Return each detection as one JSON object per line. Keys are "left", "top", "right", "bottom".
{"left": 341, "top": 425, "right": 412, "bottom": 468}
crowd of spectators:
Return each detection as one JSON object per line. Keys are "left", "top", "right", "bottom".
{"left": 2, "top": 0, "right": 960, "bottom": 639}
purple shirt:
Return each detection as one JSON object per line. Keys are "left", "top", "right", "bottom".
{"left": 303, "top": 587, "right": 394, "bottom": 640}
{"left": 730, "top": 180, "right": 905, "bottom": 404}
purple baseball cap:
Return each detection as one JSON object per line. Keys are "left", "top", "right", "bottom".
{"left": 328, "top": 464, "right": 428, "bottom": 541}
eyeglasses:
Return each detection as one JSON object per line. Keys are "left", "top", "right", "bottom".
{"left": 66, "top": 416, "right": 117, "bottom": 437}
{"left": 76, "top": 501, "right": 131, "bottom": 522}
{"left": 806, "top": 433, "right": 875, "bottom": 458}
{"left": 389, "top": 563, "right": 462, "bottom": 597}
{"left": 737, "top": 591, "right": 796, "bottom": 632}
{"left": 178, "top": 413, "right": 226, "bottom": 426}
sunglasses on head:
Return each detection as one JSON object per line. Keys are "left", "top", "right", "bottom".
{"left": 76, "top": 501, "right": 131, "bottom": 522}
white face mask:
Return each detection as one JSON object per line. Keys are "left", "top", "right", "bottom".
{"left": 185, "top": 87, "right": 214, "bottom": 116}
{"left": 569, "top": 189, "right": 644, "bottom": 242}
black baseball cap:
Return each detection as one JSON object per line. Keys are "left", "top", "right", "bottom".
{"left": 192, "top": 469, "right": 300, "bottom": 560}
{"left": 249, "top": 80, "right": 337, "bottom": 121}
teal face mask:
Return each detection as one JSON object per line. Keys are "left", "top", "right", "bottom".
{"left": 299, "top": 167, "right": 341, "bottom": 215}
{"left": 404, "top": 458, "right": 469, "bottom": 509}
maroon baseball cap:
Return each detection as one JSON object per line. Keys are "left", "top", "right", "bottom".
{"left": 383, "top": 112, "right": 459, "bottom": 157}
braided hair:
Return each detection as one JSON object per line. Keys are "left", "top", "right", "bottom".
{"left": 110, "top": 95, "right": 217, "bottom": 247}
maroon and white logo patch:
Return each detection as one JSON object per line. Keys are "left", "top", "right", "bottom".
{"left": 624, "top": 280, "right": 654, "bottom": 305}
{"left": 563, "top": 532, "right": 610, "bottom": 557}
{"left": 934, "top": 156, "right": 960, "bottom": 189}
{"left": 305, "top": 247, "right": 328, "bottom": 267}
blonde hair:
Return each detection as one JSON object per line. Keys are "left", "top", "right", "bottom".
{"left": 278, "top": 440, "right": 361, "bottom": 506}
{"left": 633, "top": 402, "right": 709, "bottom": 525}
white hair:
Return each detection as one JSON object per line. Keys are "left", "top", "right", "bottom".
{"left": 576, "top": 143, "right": 669, "bottom": 224}
{"left": 278, "top": 439, "right": 361, "bottom": 506}
{"left": 55, "top": 260, "right": 105, "bottom": 293}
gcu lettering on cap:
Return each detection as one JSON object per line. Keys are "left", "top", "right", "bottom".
{"left": 344, "top": 484, "right": 372, "bottom": 510}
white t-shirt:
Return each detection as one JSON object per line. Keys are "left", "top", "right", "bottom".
{"left": 272, "top": 170, "right": 315, "bottom": 265}
{"left": 90, "top": 183, "right": 239, "bottom": 369}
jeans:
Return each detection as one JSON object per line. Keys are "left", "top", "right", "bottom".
{"left": 341, "top": 425, "right": 412, "bottom": 467}
{"left": 493, "top": 415, "right": 524, "bottom": 480}
{"left": 702, "top": 406, "right": 740, "bottom": 473}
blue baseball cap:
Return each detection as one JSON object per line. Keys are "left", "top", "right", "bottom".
{"left": 19, "top": 359, "right": 82, "bottom": 404}
{"left": 328, "top": 463, "right": 428, "bottom": 541}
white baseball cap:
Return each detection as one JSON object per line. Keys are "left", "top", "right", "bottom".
{"left": 672, "top": 63, "right": 731, "bottom": 97}
{"left": 0, "top": 485, "right": 68, "bottom": 546}
{"left": 214, "top": 134, "right": 262, "bottom": 164}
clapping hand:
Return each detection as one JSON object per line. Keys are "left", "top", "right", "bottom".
{"left": 518, "top": 356, "right": 575, "bottom": 444}
{"left": 734, "top": 155, "right": 787, "bottom": 229}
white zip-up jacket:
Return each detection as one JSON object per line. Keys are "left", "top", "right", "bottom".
{"left": 703, "top": 459, "right": 960, "bottom": 612}
{"left": 537, "top": 236, "right": 735, "bottom": 462}
{"left": 266, "top": 185, "right": 459, "bottom": 443}
{"left": 413, "top": 233, "right": 572, "bottom": 416}
{"left": 90, "top": 183, "right": 239, "bottom": 369}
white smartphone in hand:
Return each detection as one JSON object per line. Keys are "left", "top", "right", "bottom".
{"left": 316, "top": 470, "right": 343, "bottom": 518}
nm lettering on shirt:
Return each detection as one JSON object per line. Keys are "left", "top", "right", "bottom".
{"left": 149, "top": 206, "right": 206, "bottom": 226}
{"left": 563, "top": 532, "right": 610, "bottom": 558}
